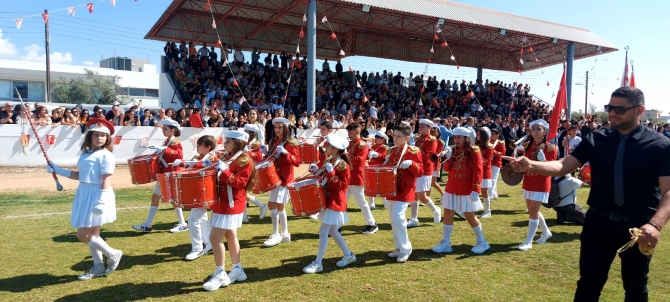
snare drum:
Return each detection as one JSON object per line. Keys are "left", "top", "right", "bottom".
{"left": 156, "top": 172, "right": 176, "bottom": 203}
{"left": 128, "top": 154, "right": 160, "bottom": 184}
{"left": 364, "top": 165, "right": 398, "bottom": 197}
{"left": 253, "top": 160, "right": 281, "bottom": 194}
{"left": 288, "top": 176, "right": 326, "bottom": 216}
{"left": 298, "top": 143, "right": 319, "bottom": 164}
{"left": 172, "top": 168, "right": 218, "bottom": 209}
{"left": 579, "top": 163, "right": 592, "bottom": 186}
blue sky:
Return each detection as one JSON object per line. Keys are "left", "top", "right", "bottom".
{"left": 0, "top": 0, "right": 667, "bottom": 114}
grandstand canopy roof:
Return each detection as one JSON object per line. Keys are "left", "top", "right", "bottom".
{"left": 146, "top": 0, "right": 618, "bottom": 72}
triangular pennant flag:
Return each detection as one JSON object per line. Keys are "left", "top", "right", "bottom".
{"left": 42, "top": 12, "right": 49, "bottom": 23}
{"left": 233, "top": 79, "right": 239, "bottom": 86}
{"left": 339, "top": 49, "right": 345, "bottom": 56}
{"left": 299, "top": 30, "right": 304, "bottom": 38}
{"left": 110, "top": 0, "right": 116, "bottom": 7}
{"left": 362, "top": 95, "right": 368, "bottom": 103}
{"left": 287, "top": 75, "right": 291, "bottom": 84}
{"left": 356, "top": 81, "right": 361, "bottom": 88}
{"left": 436, "top": 27, "right": 442, "bottom": 33}
{"left": 302, "top": 14, "right": 306, "bottom": 22}
{"left": 238, "top": 95, "right": 246, "bottom": 105}
{"left": 434, "top": 34, "right": 439, "bottom": 40}
{"left": 546, "top": 81, "right": 550, "bottom": 86}
{"left": 450, "top": 55, "right": 455, "bottom": 61}
{"left": 331, "top": 32, "right": 336, "bottom": 39}
{"left": 204, "top": 0, "right": 211, "bottom": 10}
{"left": 518, "top": 70, "right": 523, "bottom": 75}
{"left": 348, "top": 66, "right": 353, "bottom": 72}
{"left": 420, "top": 86, "right": 425, "bottom": 93}
{"left": 321, "top": 15, "right": 327, "bottom": 23}
{"left": 441, "top": 41, "right": 447, "bottom": 48}
{"left": 428, "top": 59, "right": 431, "bottom": 63}
{"left": 87, "top": 3, "right": 94, "bottom": 13}
{"left": 522, "top": 35, "right": 528, "bottom": 43}
{"left": 296, "top": 44, "right": 300, "bottom": 53}
{"left": 534, "top": 57, "right": 539, "bottom": 63}
{"left": 15, "top": 18, "right": 23, "bottom": 29}
{"left": 68, "top": 7, "right": 75, "bottom": 16}
{"left": 212, "top": 19, "right": 216, "bottom": 29}
{"left": 418, "top": 98, "right": 423, "bottom": 106}
{"left": 519, "top": 58, "right": 524, "bottom": 65}
{"left": 528, "top": 46, "right": 533, "bottom": 53}
{"left": 430, "top": 46, "right": 434, "bottom": 53}
{"left": 456, "top": 65, "right": 460, "bottom": 69}
{"left": 222, "top": 59, "right": 228, "bottom": 67}
{"left": 215, "top": 39, "right": 222, "bottom": 47}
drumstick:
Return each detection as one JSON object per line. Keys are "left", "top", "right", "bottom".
{"left": 14, "top": 87, "right": 63, "bottom": 191}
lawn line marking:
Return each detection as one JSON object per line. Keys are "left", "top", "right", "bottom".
{"left": 1, "top": 206, "right": 145, "bottom": 219}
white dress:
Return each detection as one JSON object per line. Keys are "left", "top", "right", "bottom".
{"left": 70, "top": 149, "right": 117, "bottom": 228}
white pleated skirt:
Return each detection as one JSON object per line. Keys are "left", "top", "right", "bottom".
{"left": 153, "top": 182, "right": 161, "bottom": 195}
{"left": 318, "top": 208, "right": 349, "bottom": 226}
{"left": 441, "top": 193, "right": 483, "bottom": 213}
{"left": 522, "top": 190, "right": 549, "bottom": 204}
{"left": 210, "top": 213, "right": 244, "bottom": 230}
{"left": 482, "top": 179, "right": 493, "bottom": 189}
{"left": 71, "top": 184, "right": 116, "bottom": 228}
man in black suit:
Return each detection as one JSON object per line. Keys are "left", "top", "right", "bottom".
{"left": 557, "top": 120, "right": 571, "bottom": 158}
{"left": 503, "top": 119, "right": 518, "bottom": 157}
{"left": 488, "top": 114, "right": 504, "bottom": 140}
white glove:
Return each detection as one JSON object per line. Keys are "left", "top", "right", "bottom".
{"left": 276, "top": 146, "right": 288, "bottom": 154}
{"left": 202, "top": 159, "right": 213, "bottom": 167}
{"left": 92, "top": 202, "right": 104, "bottom": 216}
{"left": 216, "top": 161, "right": 229, "bottom": 171}
{"left": 399, "top": 160, "right": 412, "bottom": 169}
{"left": 260, "top": 145, "right": 268, "bottom": 155}
{"left": 325, "top": 163, "right": 334, "bottom": 173}
{"left": 368, "top": 151, "right": 379, "bottom": 159}
{"left": 46, "top": 162, "right": 71, "bottom": 178}
{"left": 153, "top": 146, "right": 167, "bottom": 154}
{"left": 446, "top": 149, "right": 453, "bottom": 158}
{"left": 172, "top": 159, "right": 182, "bottom": 166}
{"left": 93, "top": 190, "right": 112, "bottom": 216}
{"left": 309, "top": 163, "right": 318, "bottom": 173}
{"left": 537, "top": 149, "right": 546, "bottom": 162}
{"left": 470, "top": 191, "right": 479, "bottom": 202}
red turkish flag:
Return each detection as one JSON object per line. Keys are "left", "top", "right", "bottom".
{"left": 547, "top": 64, "right": 567, "bottom": 142}
{"left": 630, "top": 65, "right": 636, "bottom": 87}
{"left": 87, "top": 3, "right": 94, "bottom": 13}
{"left": 42, "top": 12, "right": 49, "bottom": 23}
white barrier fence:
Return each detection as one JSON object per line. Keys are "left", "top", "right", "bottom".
{"left": 0, "top": 124, "right": 350, "bottom": 167}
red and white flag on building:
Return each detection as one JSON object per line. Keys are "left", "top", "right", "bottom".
{"left": 87, "top": 3, "right": 94, "bottom": 13}
{"left": 15, "top": 18, "right": 23, "bottom": 29}
{"left": 620, "top": 50, "right": 629, "bottom": 87}
{"left": 629, "top": 64, "right": 636, "bottom": 87}
{"left": 68, "top": 7, "right": 75, "bottom": 16}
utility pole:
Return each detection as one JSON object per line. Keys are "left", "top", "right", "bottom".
{"left": 44, "top": 9, "right": 52, "bottom": 103}
{"left": 585, "top": 71, "right": 588, "bottom": 115}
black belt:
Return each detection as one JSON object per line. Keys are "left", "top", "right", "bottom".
{"left": 588, "top": 206, "right": 653, "bottom": 222}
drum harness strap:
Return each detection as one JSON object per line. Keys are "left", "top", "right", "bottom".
{"left": 158, "top": 136, "right": 172, "bottom": 168}
{"left": 221, "top": 150, "right": 244, "bottom": 208}
{"left": 382, "top": 141, "right": 409, "bottom": 167}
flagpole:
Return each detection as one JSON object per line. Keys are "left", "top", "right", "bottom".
{"left": 44, "top": 9, "right": 51, "bottom": 103}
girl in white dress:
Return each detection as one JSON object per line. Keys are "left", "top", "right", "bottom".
{"left": 47, "top": 118, "right": 123, "bottom": 280}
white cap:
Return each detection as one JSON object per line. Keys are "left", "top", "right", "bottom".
{"left": 374, "top": 131, "right": 388, "bottom": 141}
{"left": 453, "top": 127, "right": 471, "bottom": 137}
{"left": 243, "top": 124, "right": 259, "bottom": 133}
{"left": 530, "top": 119, "right": 549, "bottom": 129}
{"left": 273, "top": 117, "right": 290, "bottom": 125}
{"left": 419, "top": 118, "right": 435, "bottom": 127}
{"left": 325, "top": 134, "right": 349, "bottom": 150}
{"left": 479, "top": 126, "right": 491, "bottom": 138}
{"left": 225, "top": 129, "right": 249, "bottom": 142}
{"left": 113, "top": 101, "right": 120, "bottom": 106}
{"left": 161, "top": 119, "right": 180, "bottom": 129}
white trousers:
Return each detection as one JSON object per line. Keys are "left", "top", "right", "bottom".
{"left": 491, "top": 166, "right": 501, "bottom": 197}
{"left": 387, "top": 200, "right": 412, "bottom": 253}
{"left": 347, "top": 185, "right": 376, "bottom": 226}
{"left": 188, "top": 208, "right": 211, "bottom": 252}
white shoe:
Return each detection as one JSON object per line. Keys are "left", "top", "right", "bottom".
{"left": 480, "top": 210, "right": 492, "bottom": 219}
{"left": 185, "top": 249, "right": 204, "bottom": 261}
{"left": 517, "top": 242, "right": 532, "bottom": 251}
{"left": 259, "top": 205, "right": 268, "bottom": 220}
{"left": 242, "top": 215, "right": 249, "bottom": 223}
{"left": 78, "top": 264, "right": 106, "bottom": 281}
{"left": 388, "top": 249, "right": 401, "bottom": 258}
{"left": 228, "top": 268, "right": 247, "bottom": 283}
{"left": 105, "top": 250, "right": 123, "bottom": 275}
{"left": 492, "top": 194, "right": 498, "bottom": 200}
{"left": 203, "top": 243, "right": 213, "bottom": 255}
{"left": 536, "top": 232, "right": 553, "bottom": 244}
{"left": 281, "top": 233, "right": 291, "bottom": 243}
{"left": 396, "top": 252, "right": 411, "bottom": 263}
{"left": 263, "top": 234, "right": 282, "bottom": 247}
{"left": 169, "top": 224, "right": 188, "bottom": 233}
{"left": 407, "top": 219, "right": 419, "bottom": 228}
{"left": 309, "top": 213, "right": 319, "bottom": 220}
{"left": 303, "top": 261, "right": 323, "bottom": 274}
{"left": 203, "top": 271, "right": 231, "bottom": 291}
{"left": 471, "top": 240, "right": 490, "bottom": 254}
{"left": 336, "top": 253, "right": 357, "bottom": 268}
{"left": 369, "top": 203, "right": 376, "bottom": 210}
{"left": 433, "top": 211, "right": 441, "bottom": 224}
{"left": 432, "top": 240, "right": 453, "bottom": 253}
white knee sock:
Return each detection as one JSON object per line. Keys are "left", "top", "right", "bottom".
{"left": 174, "top": 208, "right": 186, "bottom": 225}
{"left": 89, "top": 245, "right": 103, "bottom": 265}
{"left": 524, "top": 219, "right": 539, "bottom": 244}
{"left": 144, "top": 206, "right": 158, "bottom": 226}
{"left": 89, "top": 236, "right": 115, "bottom": 255}
{"left": 278, "top": 210, "right": 288, "bottom": 234}
{"left": 425, "top": 197, "right": 439, "bottom": 213}
{"left": 270, "top": 209, "right": 279, "bottom": 235}
{"left": 538, "top": 212, "right": 551, "bottom": 234}
{"left": 202, "top": 214, "right": 211, "bottom": 245}
{"left": 249, "top": 196, "right": 264, "bottom": 208}
{"left": 315, "top": 223, "right": 330, "bottom": 265}
{"left": 243, "top": 209, "right": 248, "bottom": 221}
{"left": 472, "top": 224, "right": 485, "bottom": 242}
{"left": 442, "top": 224, "right": 453, "bottom": 244}
{"left": 329, "top": 225, "right": 352, "bottom": 256}
{"left": 410, "top": 201, "right": 419, "bottom": 220}
{"left": 483, "top": 198, "right": 491, "bottom": 212}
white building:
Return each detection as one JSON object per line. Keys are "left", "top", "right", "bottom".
{"left": 0, "top": 59, "right": 168, "bottom": 108}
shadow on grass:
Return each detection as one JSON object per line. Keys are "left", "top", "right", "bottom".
{"left": 71, "top": 245, "right": 187, "bottom": 272}
{"left": 52, "top": 230, "right": 146, "bottom": 243}
{"left": 0, "top": 274, "right": 73, "bottom": 293}
{"left": 53, "top": 281, "right": 201, "bottom": 301}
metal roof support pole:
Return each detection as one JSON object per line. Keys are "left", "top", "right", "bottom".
{"left": 476, "top": 66, "right": 483, "bottom": 82}
{"left": 566, "top": 42, "right": 575, "bottom": 115}
{"left": 306, "top": 0, "right": 317, "bottom": 114}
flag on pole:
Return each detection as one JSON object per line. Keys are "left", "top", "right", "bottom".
{"left": 630, "top": 64, "right": 636, "bottom": 87}
{"left": 87, "top": 3, "right": 94, "bottom": 13}
{"left": 68, "top": 7, "right": 75, "bottom": 16}
{"left": 15, "top": 18, "right": 23, "bottom": 29}
{"left": 547, "top": 64, "right": 568, "bottom": 142}
{"left": 42, "top": 12, "right": 49, "bottom": 23}
{"left": 620, "top": 50, "right": 629, "bottom": 87}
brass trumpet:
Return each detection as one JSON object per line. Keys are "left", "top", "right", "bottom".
{"left": 509, "top": 135, "right": 528, "bottom": 149}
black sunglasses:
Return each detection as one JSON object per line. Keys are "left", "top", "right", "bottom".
{"left": 604, "top": 104, "right": 639, "bottom": 115}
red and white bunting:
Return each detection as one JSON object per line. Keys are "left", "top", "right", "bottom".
{"left": 430, "top": 46, "right": 434, "bottom": 53}
{"left": 433, "top": 34, "right": 438, "bottom": 40}
{"left": 15, "top": 18, "right": 23, "bottom": 29}
{"left": 321, "top": 15, "right": 327, "bottom": 23}
{"left": 299, "top": 30, "right": 304, "bottom": 38}
{"left": 222, "top": 59, "right": 228, "bottom": 67}
{"left": 238, "top": 95, "right": 246, "bottom": 105}
{"left": 546, "top": 81, "right": 550, "bottom": 86}
{"left": 296, "top": 44, "right": 300, "bottom": 53}
{"left": 436, "top": 27, "right": 442, "bottom": 33}
{"left": 441, "top": 41, "right": 447, "bottom": 47}
{"left": 528, "top": 46, "right": 533, "bottom": 53}
{"left": 339, "top": 49, "right": 345, "bottom": 56}
{"left": 68, "top": 7, "right": 75, "bottom": 16}
{"left": 519, "top": 58, "right": 524, "bottom": 65}
{"left": 212, "top": 19, "right": 216, "bottom": 29}
{"left": 348, "top": 66, "right": 353, "bottom": 72}
{"left": 42, "top": 12, "right": 49, "bottom": 23}
{"left": 534, "top": 57, "right": 539, "bottom": 63}
{"left": 204, "top": 0, "right": 211, "bottom": 10}
{"left": 520, "top": 48, "right": 524, "bottom": 55}
{"left": 330, "top": 32, "right": 336, "bottom": 39}
{"left": 87, "top": 3, "right": 94, "bottom": 13}
{"left": 522, "top": 36, "right": 528, "bottom": 43}
{"left": 356, "top": 81, "right": 361, "bottom": 88}
{"left": 302, "top": 14, "right": 306, "bottom": 22}
{"left": 450, "top": 55, "right": 455, "bottom": 61}
{"left": 215, "top": 39, "right": 221, "bottom": 47}
{"left": 110, "top": 0, "right": 116, "bottom": 7}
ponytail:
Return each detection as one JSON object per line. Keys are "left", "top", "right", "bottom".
{"left": 338, "top": 149, "right": 352, "bottom": 168}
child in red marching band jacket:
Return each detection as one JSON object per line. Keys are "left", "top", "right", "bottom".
{"left": 345, "top": 122, "right": 379, "bottom": 235}
{"left": 171, "top": 135, "right": 218, "bottom": 261}
{"left": 477, "top": 127, "right": 495, "bottom": 219}
{"left": 408, "top": 119, "right": 442, "bottom": 227}
{"left": 303, "top": 134, "right": 357, "bottom": 274}
{"left": 133, "top": 119, "right": 185, "bottom": 233}
{"left": 430, "top": 126, "right": 446, "bottom": 196}
{"left": 515, "top": 119, "right": 557, "bottom": 251}
{"left": 384, "top": 122, "right": 423, "bottom": 263}
{"left": 242, "top": 124, "right": 269, "bottom": 222}
{"left": 262, "top": 117, "right": 301, "bottom": 247}
{"left": 433, "top": 127, "right": 490, "bottom": 254}
{"left": 489, "top": 128, "right": 506, "bottom": 201}
{"left": 307, "top": 121, "right": 334, "bottom": 219}
{"left": 366, "top": 131, "right": 389, "bottom": 209}
{"left": 203, "top": 130, "right": 256, "bottom": 291}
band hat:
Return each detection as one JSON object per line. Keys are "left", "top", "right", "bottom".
{"left": 479, "top": 126, "right": 491, "bottom": 138}
{"left": 529, "top": 119, "right": 550, "bottom": 129}
{"left": 273, "top": 117, "right": 290, "bottom": 125}
{"left": 225, "top": 129, "right": 249, "bottom": 142}
{"left": 243, "top": 124, "right": 260, "bottom": 132}
{"left": 161, "top": 119, "right": 181, "bottom": 129}
{"left": 86, "top": 118, "right": 115, "bottom": 136}
{"left": 325, "top": 134, "right": 349, "bottom": 150}
{"left": 453, "top": 126, "right": 471, "bottom": 137}
{"left": 419, "top": 118, "right": 435, "bottom": 127}
{"left": 374, "top": 131, "right": 389, "bottom": 141}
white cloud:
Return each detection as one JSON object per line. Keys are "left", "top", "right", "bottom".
{"left": 0, "top": 28, "right": 18, "bottom": 58}
{"left": 22, "top": 43, "right": 73, "bottom": 64}
{"left": 83, "top": 60, "right": 96, "bottom": 66}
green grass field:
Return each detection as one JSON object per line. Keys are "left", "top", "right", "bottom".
{"left": 0, "top": 182, "right": 668, "bottom": 302}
